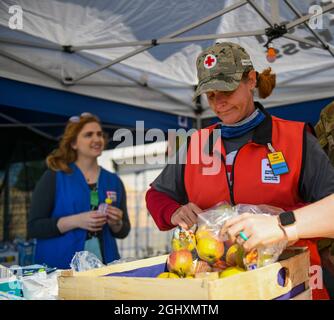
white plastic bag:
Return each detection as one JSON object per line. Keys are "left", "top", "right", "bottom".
{"left": 70, "top": 251, "right": 104, "bottom": 272}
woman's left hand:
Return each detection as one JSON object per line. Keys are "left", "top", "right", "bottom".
{"left": 221, "top": 213, "right": 287, "bottom": 252}
{"left": 106, "top": 206, "right": 123, "bottom": 228}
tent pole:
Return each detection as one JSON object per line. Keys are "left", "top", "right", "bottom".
{"left": 0, "top": 49, "right": 61, "bottom": 83}
{"left": 0, "top": 112, "right": 58, "bottom": 141}
{"left": 134, "top": 172, "right": 140, "bottom": 258}
{"left": 195, "top": 95, "right": 203, "bottom": 130}
{"left": 3, "top": 166, "right": 10, "bottom": 241}
{"left": 283, "top": 0, "right": 334, "bottom": 57}
{"left": 270, "top": 0, "right": 280, "bottom": 24}
{"left": 71, "top": 0, "right": 248, "bottom": 83}
{"left": 246, "top": 0, "right": 275, "bottom": 27}
{"left": 74, "top": 30, "right": 264, "bottom": 51}
{"left": 0, "top": 38, "right": 61, "bottom": 51}
{"left": 247, "top": 1, "right": 334, "bottom": 53}
{"left": 143, "top": 170, "right": 150, "bottom": 257}
{"left": 247, "top": 0, "right": 334, "bottom": 32}
{"left": 23, "top": 148, "right": 30, "bottom": 232}
{"left": 196, "top": 114, "right": 202, "bottom": 130}
{"left": 286, "top": 2, "right": 334, "bottom": 30}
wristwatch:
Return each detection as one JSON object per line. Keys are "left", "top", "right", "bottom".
{"left": 278, "top": 211, "right": 299, "bottom": 242}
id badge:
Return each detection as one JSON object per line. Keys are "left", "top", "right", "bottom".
{"left": 267, "top": 151, "right": 289, "bottom": 176}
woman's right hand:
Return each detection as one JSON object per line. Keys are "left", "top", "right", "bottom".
{"left": 76, "top": 211, "right": 107, "bottom": 232}
{"left": 171, "top": 202, "right": 202, "bottom": 230}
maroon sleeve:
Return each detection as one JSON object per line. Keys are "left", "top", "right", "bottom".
{"left": 145, "top": 186, "right": 181, "bottom": 231}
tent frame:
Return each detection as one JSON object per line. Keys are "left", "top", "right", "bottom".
{"left": 1, "top": 1, "right": 333, "bottom": 86}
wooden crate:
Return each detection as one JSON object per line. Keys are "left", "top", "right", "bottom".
{"left": 58, "top": 248, "right": 311, "bottom": 300}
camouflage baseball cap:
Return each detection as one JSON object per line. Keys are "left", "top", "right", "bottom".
{"left": 194, "top": 42, "right": 254, "bottom": 100}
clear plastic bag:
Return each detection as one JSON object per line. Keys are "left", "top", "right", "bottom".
{"left": 171, "top": 226, "right": 197, "bottom": 253}
{"left": 196, "top": 202, "right": 238, "bottom": 241}
{"left": 195, "top": 202, "right": 237, "bottom": 266}
{"left": 167, "top": 202, "right": 289, "bottom": 276}
{"left": 195, "top": 202, "right": 288, "bottom": 270}
{"left": 70, "top": 251, "right": 104, "bottom": 272}
{"left": 235, "top": 203, "right": 284, "bottom": 216}
{"left": 234, "top": 204, "right": 288, "bottom": 270}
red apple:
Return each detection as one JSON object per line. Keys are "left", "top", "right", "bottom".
{"left": 167, "top": 249, "right": 193, "bottom": 277}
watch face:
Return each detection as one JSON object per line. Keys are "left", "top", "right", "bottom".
{"left": 280, "top": 211, "right": 296, "bottom": 226}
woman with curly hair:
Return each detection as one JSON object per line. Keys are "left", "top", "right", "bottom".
{"left": 28, "top": 113, "right": 130, "bottom": 269}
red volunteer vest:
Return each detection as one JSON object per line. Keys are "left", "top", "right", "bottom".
{"left": 184, "top": 115, "right": 328, "bottom": 299}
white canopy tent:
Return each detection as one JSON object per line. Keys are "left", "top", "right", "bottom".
{"left": 0, "top": 0, "right": 334, "bottom": 128}
{"left": 1, "top": 0, "right": 334, "bottom": 258}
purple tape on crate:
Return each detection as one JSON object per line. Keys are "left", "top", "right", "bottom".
{"left": 105, "top": 263, "right": 167, "bottom": 278}
{"left": 274, "top": 283, "right": 306, "bottom": 300}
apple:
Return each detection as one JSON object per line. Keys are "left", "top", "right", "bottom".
{"left": 167, "top": 249, "right": 194, "bottom": 277}
{"left": 219, "top": 266, "right": 245, "bottom": 278}
{"left": 157, "top": 272, "right": 180, "bottom": 278}
{"left": 226, "top": 244, "right": 245, "bottom": 268}
{"left": 196, "top": 236, "right": 225, "bottom": 264}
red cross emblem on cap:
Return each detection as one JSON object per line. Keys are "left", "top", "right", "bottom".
{"left": 204, "top": 54, "right": 217, "bottom": 69}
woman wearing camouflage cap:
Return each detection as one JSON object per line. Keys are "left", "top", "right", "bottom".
{"left": 146, "top": 42, "right": 334, "bottom": 299}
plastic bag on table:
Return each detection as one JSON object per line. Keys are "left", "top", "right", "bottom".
{"left": 70, "top": 251, "right": 104, "bottom": 272}
{"left": 234, "top": 204, "right": 288, "bottom": 270}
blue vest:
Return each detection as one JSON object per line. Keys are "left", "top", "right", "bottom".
{"left": 35, "top": 164, "right": 122, "bottom": 269}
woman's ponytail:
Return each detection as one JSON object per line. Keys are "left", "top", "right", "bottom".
{"left": 256, "top": 67, "right": 276, "bottom": 99}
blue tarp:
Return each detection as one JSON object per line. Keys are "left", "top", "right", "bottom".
{"left": 1, "top": 76, "right": 333, "bottom": 152}
{"left": 0, "top": 77, "right": 192, "bottom": 134}
{"left": 268, "top": 97, "right": 334, "bottom": 126}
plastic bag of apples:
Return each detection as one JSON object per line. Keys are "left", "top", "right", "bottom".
{"left": 159, "top": 202, "right": 287, "bottom": 279}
